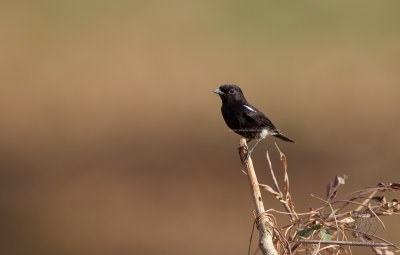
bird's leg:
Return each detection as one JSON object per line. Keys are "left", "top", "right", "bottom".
{"left": 245, "top": 138, "right": 263, "bottom": 161}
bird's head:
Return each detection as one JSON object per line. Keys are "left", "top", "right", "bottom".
{"left": 213, "top": 84, "right": 245, "bottom": 104}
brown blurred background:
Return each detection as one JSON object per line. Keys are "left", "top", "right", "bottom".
{"left": 1, "top": 1, "right": 400, "bottom": 254}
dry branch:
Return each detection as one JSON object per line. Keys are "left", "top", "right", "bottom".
{"left": 236, "top": 139, "right": 399, "bottom": 254}
{"left": 257, "top": 146, "right": 398, "bottom": 254}
{"left": 296, "top": 239, "right": 389, "bottom": 247}
{"left": 238, "top": 139, "right": 278, "bottom": 255}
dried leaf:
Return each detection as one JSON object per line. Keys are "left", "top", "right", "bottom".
{"left": 333, "top": 175, "right": 346, "bottom": 188}
{"left": 259, "top": 184, "right": 281, "bottom": 198}
{"left": 297, "top": 225, "right": 322, "bottom": 237}
{"left": 340, "top": 217, "right": 355, "bottom": 223}
{"left": 326, "top": 182, "right": 332, "bottom": 199}
{"left": 375, "top": 183, "right": 386, "bottom": 192}
{"left": 282, "top": 160, "right": 289, "bottom": 193}
{"left": 287, "top": 195, "right": 295, "bottom": 210}
{"left": 390, "top": 183, "right": 400, "bottom": 190}
{"left": 275, "top": 143, "right": 289, "bottom": 193}
{"left": 383, "top": 199, "right": 400, "bottom": 212}
{"left": 372, "top": 196, "right": 386, "bottom": 204}
{"left": 327, "top": 175, "right": 347, "bottom": 200}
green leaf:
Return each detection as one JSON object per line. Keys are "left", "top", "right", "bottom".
{"left": 320, "top": 228, "right": 332, "bottom": 241}
{"left": 329, "top": 208, "right": 339, "bottom": 217}
{"left": 297, "top": 225, "right": 322, "bottom": 237}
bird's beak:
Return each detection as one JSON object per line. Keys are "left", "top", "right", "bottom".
{"left": 213, "top": 88, "right": 224, "bottom": 95}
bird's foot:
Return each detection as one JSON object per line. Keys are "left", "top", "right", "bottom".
{"left": 244, "top": 138, "right": 262, "bottom": 162}
{"left": 245, "top": 148, "right": 254, "bottom": 162}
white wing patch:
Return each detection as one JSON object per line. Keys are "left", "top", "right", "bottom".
{"left": 244, "top": 105, "right": 256, "bottom": 112}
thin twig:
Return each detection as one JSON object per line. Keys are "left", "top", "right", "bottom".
{"left": 342, "top": 230, "right": 353, "bottom": 255}
{"left": 327, "top": 201, "right": 340, "bottom": 241}
{"left": 248, "top": 220, "right": 256, "bottom": 255}
{"left": 295, "top": 239, "right": 389, "bottom": 247}
{"left": 343, "top": 227, "right": 400, "bottom": 250}
{"left": 275, "top": 144, "right": 299, "bottom": 220}
{"left": 264, "top": 208, "right": 317, "bottom": 216}
{"left": 266, "top": 151, "right": 282, "bottom": 195}
{"left": 355, "top": 190, "right": 378, "bottom": 212}
{"left": 368, "top": 204, "right": 386, "bottom": 230}
{"left": 265, "top": 151, "right": 296, "bottom": 221}
{"left": 319, "top": 244, "right": 340, "bottom": 252}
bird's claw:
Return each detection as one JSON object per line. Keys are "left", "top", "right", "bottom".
{"left": 245, "top": 149, "right": 253, "bottom": 162}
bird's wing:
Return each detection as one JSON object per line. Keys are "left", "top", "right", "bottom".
{"left": 242, "top": 104, "right": 276, "bottom": 130}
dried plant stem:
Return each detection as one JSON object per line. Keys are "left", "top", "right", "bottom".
{"left": 236, "top": 143, "right": 399, "bottom": 254}
{"left": 355, "top": 190, "right": 377, "bottom": 212}
{"left": 296, "top": 239, "right": 389, "bottom": 247}
{"left": 343, "top": 227, "right": 400, "bottom": 250}
{"left": 266, "top": 152, "right": 296, "bottom": 221}
{"left": 239, "top": 139, "right": 278, "bottom": 255}
{"left": 368, "top": 204, "right": 386, "bottom": 230}
{"left": 266, "top": 151, "right": 283, "bottom": 195}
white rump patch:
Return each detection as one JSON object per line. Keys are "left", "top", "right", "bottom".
{"left": 244, "top": 105, "right": 256, "bottom": 112}
{"left": 260, "top": 129, "right": 269, "bottom": 139}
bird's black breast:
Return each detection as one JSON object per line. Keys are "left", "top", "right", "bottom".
{"left": 221, "top": 105, "right": 242, "bottom": 130}
{"left": 221, "top": 105, "right": 256, "bottom": 139}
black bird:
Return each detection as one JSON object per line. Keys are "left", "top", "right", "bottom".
{"left": 213, "top": 84, "right": 294, "bottom": 158}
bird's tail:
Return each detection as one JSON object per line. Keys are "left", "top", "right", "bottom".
{"left": 274, "top": 132, "right": 295, "bottom": 143}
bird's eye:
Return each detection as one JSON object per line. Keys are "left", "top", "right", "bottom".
{"left": 229, "top": 89, "right": 235, "bottom": 94}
